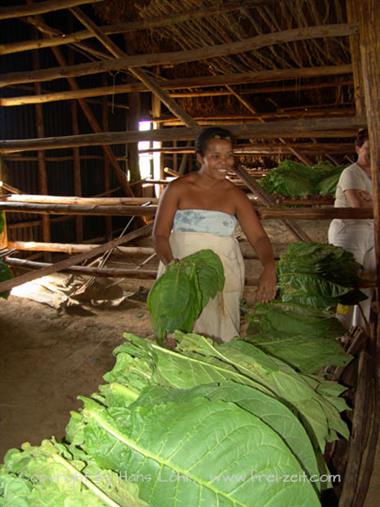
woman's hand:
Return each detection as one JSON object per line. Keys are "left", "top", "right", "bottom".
{"left": 256, "top": 264, "right": 277, "bottom": 303}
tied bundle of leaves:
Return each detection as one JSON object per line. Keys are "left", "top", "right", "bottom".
{"left": 277, "top": 243, "right": 366, "bottom": 309}
{"left": 147, "top": 249, "right": 224, "bottom": 342}
{"left": 259, "top": 160, "right": 344, "bottom": 197}
{"left": 245, "top": 302, "right": 351, "bottom": 373}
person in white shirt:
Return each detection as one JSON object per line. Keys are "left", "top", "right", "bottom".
{"left": 328, "top": 128, "right": 374, "bottom": 329}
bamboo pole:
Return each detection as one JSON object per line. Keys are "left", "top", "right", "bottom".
{"left": 0, "top": 65, "right": 353, "bottom": 107}
{"left": 7, "top": 216, "right": 72, "bottom": 230}
{"left": 0, "top": 223, "right": 153, "bottom": 293}
{"left": 0, "top": 0, "right": 101, "bottom": 20}
{"left": 0, "top": 201, "right": 373, "bottom": 220}
{"left": 0, "top": 25, "right": 358, "bottom": 88}
{"left": 0, "top": 116, "right": 365, "bottom": 154}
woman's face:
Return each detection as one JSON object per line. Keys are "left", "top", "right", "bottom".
{"left": 197, "top": 138, "right": 234, "bottom": 180}
{"left": 356, "top": 140, "right": 370, "bottom": 168}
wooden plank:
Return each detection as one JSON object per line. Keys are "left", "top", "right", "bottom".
{"left": 0, "top": 201, "right": 373, "bottom": 219}
{"left": 346, "top": 0, "right": 366, "bottom": 115}
{"left": 5, "top": 256, "right": 157, "bottom": 279}
{"left": 3, "top": 195, "right": 158, "bottom": 205}
{"left": 0, "top": 65, "right": 353, "bottom": 107}
{"left": 7, "top": 241, "right": 155, "bottom": 256}
{"left": 0, "top": 24, "right": 358, "bottom": 88}
{"left": 0, "top": 116, "right": 366, "bottom": 154}
{"left": 0, "top": 0, "right": 102, "bottom": 20}
{"left": 0, "top": 223, "right": 153, "bottom": 293}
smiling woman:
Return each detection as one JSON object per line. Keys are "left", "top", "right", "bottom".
{"left": 152, "top": 126, "right": 276, "bottom": 342}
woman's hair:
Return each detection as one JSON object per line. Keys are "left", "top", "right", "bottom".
{"left": 356, "top": 128, "right": 369, "bottom": 147}
{"left": 195, "top": 127, "right": 234, "bottom": 156}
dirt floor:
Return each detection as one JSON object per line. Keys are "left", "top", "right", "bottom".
{"left": 0, "top": 219, "right": 378, "bottom": 505}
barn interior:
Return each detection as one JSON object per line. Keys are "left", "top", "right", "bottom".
{"left": 0, "top": 1, "right": 379, "bottom": 506}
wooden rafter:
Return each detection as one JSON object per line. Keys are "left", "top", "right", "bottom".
{"left": 0, "top": 65, "right": 353, "bottom": 107}
{"left": 0, "top": 24, "right": 358, "bottom": 88}
{"left": 0, "top": 116, "right": 365, "bottom": 154}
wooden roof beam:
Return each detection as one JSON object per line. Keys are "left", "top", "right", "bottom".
{"left": 0, "top": 116, "right": 366, "bottom": 154}
{"left": 0, "top": 24, "right": 358, "bottom": 88}
{"left": 0, "top": 65, "right": 353, "bottom": 107}
{"left": 0, "top": 0, "right": 102, "bottom": 20}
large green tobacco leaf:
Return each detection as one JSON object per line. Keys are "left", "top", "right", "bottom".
{"left": 0, "top": 212, "right": 5, "bottom": 234}
{"left": 135, "top": 382, "right": 321, "bottom": 491}
{"left": 174, "top": 332, "right": 349, "bottom": 451}
{"left": 246, "top": 302, "right": 351, "bottom": 373}
{"left": 67, "top": 394, "right": 320, "bottom": 507}
{"left": 147, "top": 250, "right": 224, "bottom": 341}
{"left": 0, "top": 439, "right": 146, "bottom": 507}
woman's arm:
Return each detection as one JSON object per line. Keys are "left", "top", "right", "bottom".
{"left": 234, "top": 189, "right": 277, "bottom": 303}
{"left": 344, "top": 189, "right": 373, "bottom": 208}
{"left": 152, "top": 182, "right": 180, "bottom": 265}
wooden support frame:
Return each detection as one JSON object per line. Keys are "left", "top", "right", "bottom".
{"left": 0, "top": 116, "right": 366, "bottom": 154}
{"left": 0, "top": 223, "right": 153, "bottom": 293}
{"left": 0, "top": 65, "right": 353, "bottom": 107}
{"left": 0, "top": 24, "right": 358, "bottom": 88}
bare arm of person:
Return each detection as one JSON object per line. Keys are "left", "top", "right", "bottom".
{"left": 152, "top": 182, "right": 180, "bottom": 265}
{"left": 344, "top": 189, "right": 373, "bottom": 208}
{"left": 234, "top": 188, "right": 277, "bottom": 303}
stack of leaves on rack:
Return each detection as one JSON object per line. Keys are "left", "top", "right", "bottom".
{"left": 1, "top": 330, "right": 351, "bottom": 506}
{"left": 259, "top": 160, "right": 345, "bottom": 198}
{"left": 245, "top": 242, "right": 363, "bottom": 375}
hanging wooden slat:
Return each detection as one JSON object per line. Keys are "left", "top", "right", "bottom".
{"left": 0, "top": 116, "right": 365, "bottom": 154}
{"left": 0, "top": 223, "right": 153, "bottom": 293}
{"left": 0, "top": 24, "right": 358, "bottom": 88}
{"left": 0, "top": 0, "right": 102, "bottom": 20}
{"left": 0, "top": 65, "right": 353, "bottom": 107}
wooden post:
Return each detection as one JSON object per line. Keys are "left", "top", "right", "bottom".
{"left": 127, "top": 92, "right": 142, "bottom": 194}
{"left": 346, "top": 0, "right": 366, "bottom": 116}
{"left": 70, "top": 100, "right": 84, "bottom": 242}
{"left": 340, "top": 1, "right": 380, "bottom": 505}
{"left": 102, "top": 91, "right": 112, "bottom": 239}
{"left": 31, "top": 49, "right": 50, "bottom": 246}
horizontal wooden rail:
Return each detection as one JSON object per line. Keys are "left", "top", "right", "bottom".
{"left": 0, "top": 201, "right": 373, "bottom": 219}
